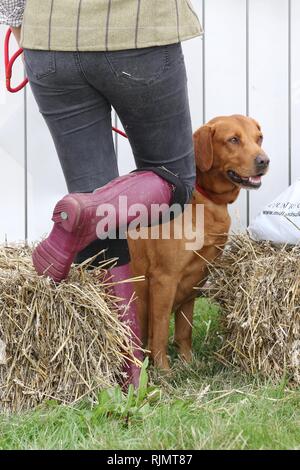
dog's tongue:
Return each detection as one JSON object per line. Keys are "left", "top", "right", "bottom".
{"left": 249, "top": 176, "right": 262, "bottom": 185}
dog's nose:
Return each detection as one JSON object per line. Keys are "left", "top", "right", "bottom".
{"left": 255, "top": 154, "right": 270, "bottom": 169}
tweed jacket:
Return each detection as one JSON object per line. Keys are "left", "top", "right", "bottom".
{"left": 0, "top": 0, "right": 202, "bottom": 51}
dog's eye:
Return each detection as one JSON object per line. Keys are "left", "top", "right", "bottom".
{"left": 228, "top": 137, "right": 240, "bottom": 145}
{"left": 257, "top": 135, "right": 264, "bottom": 145}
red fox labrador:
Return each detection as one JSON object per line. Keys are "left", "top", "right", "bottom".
{"left": 128, "top": 115, "right": 269, "bottom": 370}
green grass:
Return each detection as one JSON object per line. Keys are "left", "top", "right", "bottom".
{"left": 1, "top": 299, "right": 300, "bottom": 450}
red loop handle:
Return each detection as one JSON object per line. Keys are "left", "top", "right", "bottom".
{"left": 4, "top": 28, "right": 28, "bottom": 93}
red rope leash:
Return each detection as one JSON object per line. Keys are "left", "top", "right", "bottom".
{"left": 4, "top": 28, "right": 128, "bottom": 138}
{"left": 111, "top": 126, "right": 128, "bottom": 139}
{"left": 4, "top": 28, "right": 28, "bottom": 93}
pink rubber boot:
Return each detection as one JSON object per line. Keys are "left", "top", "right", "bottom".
{"left": 107, "top": 263, "right": 143, "bottom": 389}
{"left": 32, "top": 171, "right": 172, "bottom": 282}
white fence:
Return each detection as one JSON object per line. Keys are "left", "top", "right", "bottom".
{"left": 0, "top": 0, "right": 299, "bottom": 243}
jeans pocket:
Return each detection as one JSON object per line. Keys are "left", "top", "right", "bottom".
{"left": 105, "top": 45, "right": 169, "bottom": 86}
{"left": 23, "top": 49, "right": 56, "bottom": 80}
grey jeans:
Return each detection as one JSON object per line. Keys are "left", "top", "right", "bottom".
{"left": 23, "top": 42, "right": 196, "bottom": 265}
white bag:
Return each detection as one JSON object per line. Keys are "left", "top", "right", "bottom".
{"left": 248, "top": 179, "right": 300, "bottom": 245}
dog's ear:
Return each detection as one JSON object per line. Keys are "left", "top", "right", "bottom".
{"left": 193, "top": 125, "right": 214, "bottom": 172}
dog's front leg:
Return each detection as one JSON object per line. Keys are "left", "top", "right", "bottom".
{"left": 174, "top": 298, "right": 195, "bottom": 363}
{"left": 148, "top": 275, "right": 178, "bottom": 370}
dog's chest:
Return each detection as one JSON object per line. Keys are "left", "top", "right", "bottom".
{"left": 173, "top": 203, "right": 230, "bottom": 307}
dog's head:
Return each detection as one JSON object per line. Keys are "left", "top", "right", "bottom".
{"left": 194, "top": 115, "right": 269, "bottom": 192}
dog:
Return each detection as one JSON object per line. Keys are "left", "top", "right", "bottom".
{"left": 128, "top": 115, "right": 269, "bottom": 370}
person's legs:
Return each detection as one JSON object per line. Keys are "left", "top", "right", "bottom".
{"left": 27, "top": 45, "right": 195, "bottom": 384}
{"left": 24, "top": 49, "right": 143, "bottom": 385}
{"left": 25, "top": 48, "right": 185, "bottom": 386}
{"left": 33, "top": 43, "right": 195, "bottom": 281}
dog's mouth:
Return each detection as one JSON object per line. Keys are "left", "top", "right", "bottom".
{"left": 227, "top": 170, "right": 263, "bottom": 189}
